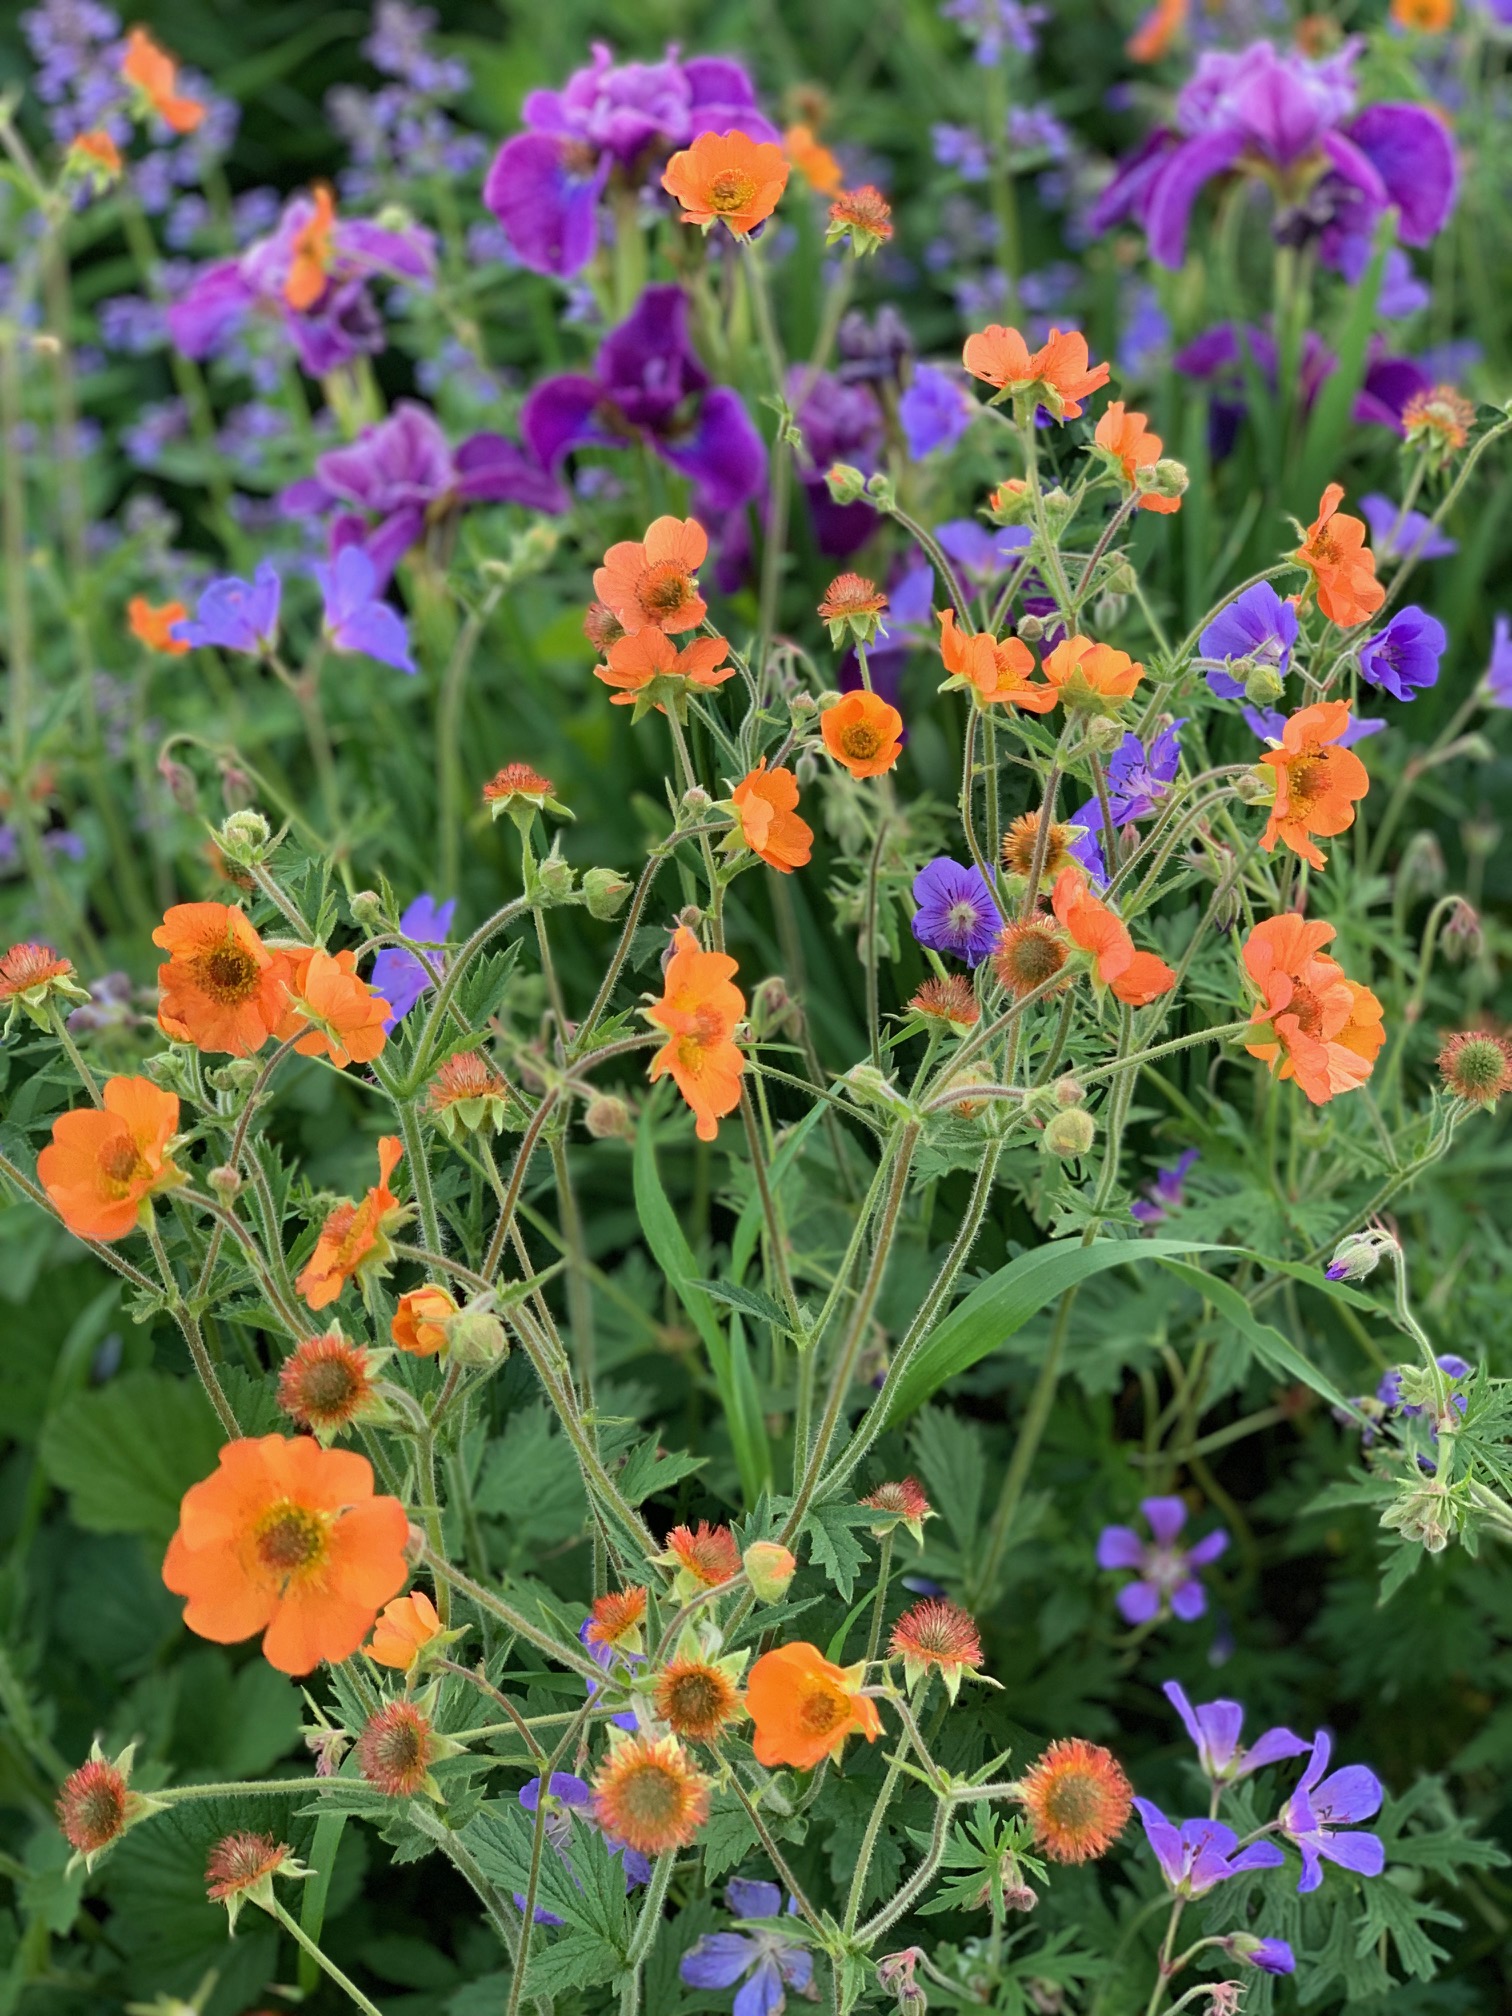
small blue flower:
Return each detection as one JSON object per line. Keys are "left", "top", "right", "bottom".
{"left": 1067, "top": 723, "right": 1183, "bottom": 882}
{"left": 1134, "top": 1800, "right": 1285, "bottom": 1898}
{"left": 910, "top": 857, "right": 999, "bottom": 968}
{"left": 316, "top": 544, "right": 417, "bottom": 674}
{"left": 370, "top": 893, "right": 456, "bottom": 1030}
{"left": 174, "top": 560, "right": 281, "bottom": 656}
{"left": 899, "top": 364, "right": 973, "bottom": 459}
{"left": 1357, "top": 605, "right": 1445, "bottom": 701}
{"left": 1278, "top": 1731, "right": 1385, "bottom": 1893}
{"left": 1131, "top": 1148, "right": 1198, "bottom": 1226}
{"left": 1162, "top": 1679, "right": 1310, "bottom": 1782}
{"left": 1360, "top": 493, "right": 1457, "bottom": 562}
{"left": 679, "top": 1880, "right": 813, "bottom": 2016}
{"left": 1487, "top": 614, "right": 1512, "bottom": 709}
{"left": 1199, "top": 582, "right": 1298, "bottom": 700}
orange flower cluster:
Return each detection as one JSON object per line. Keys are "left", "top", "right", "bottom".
{"left": 1093, "top": 403, "right": 1181, "bottom": 514}
{"left": 285, "top": 185, "right": 337, "bottom": 310}
{"left": 1242, "top": 915, "right": 1384, "bottom": 1105}
{"left": 646, "top": 929, "right": 745, "bottom": 1143}
{"left": 962, "top": 324, "right": 1110, "bottom": 419}
{"left": 937, "top": 608, "right": 1055, "bottom": 712}
{"left": 592, "top": 518, "right": 738, "bottom": 709}
{"left": 120, "top": 27, "right": 205, "bottom": 134}
{"left": 662, "top": 130, "right": 789, "bottom": 236}
{"left": 1257, "top": 700, "right": 1370, "bottom": 871}
{"left": 1052, "top": 869, "right": 1176, "bottom": 1007}
{"left": 39, "top": 1076, "right": 182, "bottom": 1241}
{"left": 1295, "top": 484, "right": 1385, "bottom": 627}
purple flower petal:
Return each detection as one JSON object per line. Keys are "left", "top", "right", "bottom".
{"left": 726, "top": 1878, "right": 783, "bottom": 1921}
{"left": 1140, "top": 1495, "right": 1189, "bottom": 1547}
{"left": 483, "top": 132, "right": 604, "bottom": 278}
{"left": 1096, "top": 1525, "right": 1146, "bottom": 1571}
{"left": 1116, "top": 1579, "right": 1162, "bottom": 1626}
{"left": 680, "top": 1933, "right": 758, "bottom": 1992}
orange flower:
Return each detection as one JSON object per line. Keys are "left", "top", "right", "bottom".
{"left": 1041, "top": 635, "right": 1144, "bottom": 710}
{"left": 161, "top": 1434, "right": 409, "bottom": 1675}
{"left": 860, "top": 1477, "right": 935, "bottom": 1546}
{"left": 296, "top": 1136, "right": 407, "bottom": 1310}
{"left": 821, "top": 690, "right": 904, "bottom": 778}
{"left": 1018, "top": 1738, "right": 1132, "bottom": 1863}
{"left": 594, "top": 517, "right": 709, "bottom": 636}
{"left": 992, "top": 917, "right": 1070, "bottom": 1000}
{"left": 827, "top": 185, "right": 893, "bottom": 252}
{"left": 38, "top": 1076, "right": 181, "bottom": 1241}
{"left": 276, "top": 947, "right": 389, "bottom": 1069}
{"left": 592, "top": 1732, "right": 711, "bottom": 1854}
{"left": 204, "top": 1832, "right": 293, "bottom": 1925}
{"left": 1391, "top": 0, "right": 1453, "bottom": 28}
{"left": 889, "top": 1598, "right": 983, "bottom": 1701}
{"left": 937, "top": 607, "right": 1056, "bottom": 712}
{"left": 1295, "top": 483, "right": 1385, "bottom": 627}
{"left": 0, "top": 940, "right": 80, "bottom": 1016}
{"left": 68, "top": 129, "right": 123, "bottom": 178}
{"left": 391, "top": 1283, "right": 458, "bottom": 1356}
{"left": 745, "top": 1641, "right": 882, "bottom": 1770}
{"left": 908, "top": 975, "right": 980, "bottom": 1027}
{"left": 1128, "top": 0, "right": 1187, "bottom": 60}
{"left": 120, "top": 26, "right": 205, "bottom": 134}
{"left": 284, "top": 185, "right": 337, "bottom": 311}
{"left": 646, "top": 929, "right": 745, "bottom": 1144}
{"left": 1093, "top": 403, "right": 1180, "bottom": 514}
{"left": 276, "top": 1331, "right": 379, "bottom": 1439}
{"left": 660, "top": 1520, "right": 742, "bottom": 1592}
{"left": 818, "top": 572, "right": 887, "bottom": 645}
{"left": 128, "top": 595, "right": 190, "bottom": 654}
{"left": 654, "top": 1657, "right": 745, "bottom": 1742}
{"left": 784, "top": 122, "right": 842, "bottom": 193}
{"left": 1402, "top": 383, "right": 1474, "bottom": 455}
{"left": 425, "top": 1051, "right": 512, "bottom": 1139}
{"left": 1002, "top": 811, "right": 1075, "bottom": 884}
{"left": 367, "top": 1589, "right": 446, "bottom": 1671}
{"left": 729, "top": 761, "right": 813, "bottom": 872}
{"left": 56, "top": 1752, "right": 136, "bottom": 1865}
{"left": 358, "top": 1701, "right": 439, "bottom": 1797}
{"left": 662, "top": 130, "right": 789, "bottom": 236}
{"left": 483, "top": 761, "right": 554, "bottom": 808}
{"left": 1241, "top": 914, "right": 1385, "bottom": 1105}
{"left": 1257, "top": 699, "right": 1370, "bottom": 871}
{"left": 586, "top": 1586, "right": 648, "bottom": 1652}
{"left": 961, "top": 325, "right": 1110, "bottom": 420}
{"left": 1052, "top": 868, "right": 1175, "bottom": 1007}
{"left": 153, "top": 902, "right": 290, "bottom": 1056}
{"left": 597, "top": 630, "right": 734, "bottom": 705}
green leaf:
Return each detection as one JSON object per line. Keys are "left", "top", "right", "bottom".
{"left": 1298, "top": 217, "right": 1392, "bottom": 504}
{"left": 910, "top": 1407, "right": 985, "bottom": 1549}
{"left": 38, "top": 1370, "right": 224, "bottom": 1539}
{"left": 1356, "top": 1873, "right": 1459, "bottom": 1982}
{"left": 473, "top": 1402, "right": 585, "bottom": 1545}
{"left": 523, "top": 1932, "right": 623, "bottom": 1997}
{"left": 700, "top": 1792, "right": 760, "bottom": 1882}
{"left": 803, "top": 1502, "right": 873, "bottom": 1601}
{"left": 689, "top": 1277, "right": 793, "bottom": 1332}
{"left": 1155, "top": 1261, "right": 1359, "bottom": 1416}
{"left": 615, "top": 1435, "right": 706, "bottom": 1507}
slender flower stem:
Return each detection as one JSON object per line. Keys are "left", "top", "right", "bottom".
{"left": 618, "top": 1851, "right": 677, "bottom": 2016}
{"left": 267, "top": 1896, "right": 386, "bottom": 2016}
{"left": 47, "top": 1004, "right": 102, "bottom": 1105}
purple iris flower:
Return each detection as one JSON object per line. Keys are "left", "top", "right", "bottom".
{"left": 315, "top": 546, "right": 416, "bottom": 675}
{"left": 523, "top": 285, "right": 766, "bottom": 518}
{"left": 1360, "top": 493, "right": 1457, "bottom": 563}
{"left": 484, "top": 134, "right": 607, "bottom": 278}
{"left": 1199, "top": 582, "right": 1299, "bottom": 700}
{"left": 1134, "top": 1801, "right": 1286, "bottom": 1897}
{"left": 1484, "top": 615, "right": 1512, "bottom": 707}
{"left": 1377, "top": 248, "right": 1431, "bottom": 319}
{"left": 1173, "top": 324, "right": 1428, "bottom": 459}
{"left": 1163, "top": 1681, "right": 1311, "bottom": 1783}
{"left": 167, "top": 191, "right": 436, "bottom": 375}
{"left": 284, "top": 400, "right": 563, "bottom": 588}
{"left": 1279, "top": 1731, "right": 1385, "bottom": 1892}
{"left": 1131, "top": 1149, "right": 1199, "bottom": 1227}
{"left": 371, "top": 893, "right": 456, "bottom": 1030}
{"left": 790, "top": 368, "right": 886, "bottom": 558}
{"left": 910, "top": 859, "right": 999, "bottom": 968}
{"left": 514, "top": 1772, "right": 652, "bottom": 1924}
{"left": 679, "top": 1879, "right": 813, "bottom": 2016}
{"left": 1066, "top": 722, "right": 1183, "bottom": 883}
{"left": 1090, "top": 39, "right": 1457, "bottom": 273}
{"left": 172, "top": 561, "right": 281, "bottom": 656}
{"left": 1244, "top": 705, "right": 1384, "bottom": 747}
{"left": 1356, "top": 606, "right": 1445, "bottom": 702}
{"left": 900, "top": 364, "right": 975, "bottom": 459}
{"left": 1097, "top": 1496, "right": 1228, "bottom": 1625}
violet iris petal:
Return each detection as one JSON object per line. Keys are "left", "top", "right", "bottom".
{"left": 483, "top": 132, "right": 605, "bottom": 278}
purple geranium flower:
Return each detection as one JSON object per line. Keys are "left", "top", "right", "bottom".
{"left": 1360, "top": 493, "right": 1457, "bottom": 562}
{"left": 371, "top": 893, "right": 456, "bottom": 1030}
{"left": 1067, "top": 722, "right": 1183, "bottom": 883}
{"left": 1097, "top": 1496, "right": 1228, "bottom": 1625}
{"left": 514, "top": 1772, "right": 652, "bottom": 1924}
{"left": 1199, "top": 582, "right": 1299, "bottom": 700}
{"left": 1226, "top": 1935, "right": 1296, "bottom": 1975}
{"left": 1279, "top": 1731, "right": 1386, "bottom": 1892}
{"left": 315, "top": 546, "right": 416, "bottom": 675}
{"left": 1163, "top": 1680, "right": 1311, "bottom": 1783}
{"left": 1356, "top": 606, "right": 1445, "bottom": 702}
{"left": 1487, "top": 614, "right": 1512, "bottom": 707}
{"left": 1376, "top": 1354, "right": 1470, "bottom": 1412}
{"left": 172, "top": 561, "right": 281, "bottom": 656}
{"left": 1243, "top": 704, "right": 1385, "bottom": 747}
{"left": 679, "top": 1879, "right": 813, "bottom": 2016}
{"left": 910, "top": 858, "right": 999, "bottom": 968}
{"left": 578, "top": 1617, "right": 641, "bottom": 1731}
{"left": 1134, "top": 1800, "right": 1286, "bottom": 1897}
{"left": 523, "top": 285, "right": 765, "bottom": 518}
{"left": 900, "top": 364, "right": 975, "bottom": 459}
{"left": 1131, "top": 1148, "right": 1198, "bottom": 1227}
{"left": 935, "top": 519, "right": 1033, "bottom": 583}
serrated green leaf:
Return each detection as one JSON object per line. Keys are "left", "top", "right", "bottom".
{"left": 615, "top": 1434, "right": 706, "bottom": 1507}
{"left": 689, "top": 1276, "right": 792, "bottom": 1332}
{"left": 39, "top": 1370, "right": 224, "bottom": 1539}
{"left": 523, "top": 1931, "right": 623, "bottom": 1997}
{"left": 803, "top": 1502, "right": 873, "bottom": 1601}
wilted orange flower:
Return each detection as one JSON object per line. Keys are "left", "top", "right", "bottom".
{"left": 153, "top": 902, "right": 290, "bottom": 1056}
{"left": 1295, "top": 483, "right": 1385, "bottom": 627}
{"left": 277, "top": 1331, "right": 378, "bottom": 1439}
{"left": 425, "top": 1051, "right": 511, "bottom": 1135}
{"left": 992, "top": 916, "right": 1069, "bottom": 1000}
{"left": 121, "top": 26, "right": 205, "bottom": 133}
{"left": 729, "top": 761, "right": 813, "bottom": 873}
{"left": 391, "top": 1282, "right": 457, "bottom": 1356}
{"left": 1052, "top": 869, "right": 1175, "bottom": 1007}
{"left": 483, "top": 761, "right": 553, "bottom": 807}
{"left": 1018, "top": 1738, "right": 1132, "bottom": 1862}
{"left": 367, "top": 1589, "right": 446, "bottom": 1670}
{"left": 1128, "top": 0, "right": 1187, "bottom": 60}
{"left": 890, "top": 1598, "right": 983, "bottom": 1701}
{"left": 662, "top": 130, "right": 789, "bottom": 236}
{"left": 68, "top": 129, "right": 123, "bottom": 178}
{"left": 1402, "top": 383, "right": 1473, "bottom": 454}
{"left": 0, "top": 940, "right": 76, "bottom": 1007}
{"left": 818, "top": 572, "right": 887, "bottom": 644}
{"left": 746, "top": 1641, "right": 882, "bottom": 1770}
{"left": 296, "top": 1136, "right": 407, "bottom": 1310}
{"left": 821, "top": 690, "right": 904, "bottom": 778}
{"left": 828, "top": 185, "right": 893, "bottom": 250}
{"left": 127, "top": 595, "right": 190, "bottom": 654}
{"left": 276, "top": 947, "right": 389, "bottom": 1069}
{"left": 661, "top": 1520, "right": 742, "bottom": 1590}
{"left": 1002, "top": 811, "right": 1074, "bottom": 883}
{"left": 56, "top": 1752, "right": 137, "bottom": 1865}
{"left": 592, "top": 1733, "right": 712, "bottom": 1854}
{"left": 1257, "top": 699, "right": 1370, "bottom": 871}
{"left": 1093, "top": 403, "right": 1180, "bottom": 514}
{"left": 358, "top": 1701, "right": 438, "bottom": 1798}
{"left": 162, "top": 1435, "right": 409, "bottom": 1675}
{"left": 1242, "top": 915, "right": 1385, "bottom": 1105}
{"left": 284, "top": 185, "right": 337, "bottom": 311}
{"left": 1390, "top": 0, "right": 1453, "bottom": 28}
{"left": 595, "top": 517, "right": 709, "bottom": 636}
{"left": 205, "top": 1832, "right": 292, "bottom": 1919}
{"left": 962, "top": 325, "right": 1110, "bottom": 419}
{"left": 598, "top": 629, "right": 734, "bottom": 703}
{"left": 586, "top": 1585, "right": 648, "bottom": 1651}
{"left": 1041, "top": 635, "right": 1144, "bottom": 709}
{"left": 784, "top": 122, "right": 842, "bottom": 192}
{"left": 861, "top": 1476, "right": 935, "bottom": 1544}
{"left": 647, "top": 929, "right": 745, "bottom": 1144}
{"left": 1438, "top": 1030, "right": 1512, "bottom": 1109}
{"left": 938, "top": 607, "right": 1055, "bottom": 712}
{"left": 39, "top": 1076, "right": 181, "bottom": 1242}
{"left": 654, "top": 1657, "right": 745, "bottom": 1742}
{"left": 908, "top": 975, "right": 980, "bottom": 1027}
{"left": 583, "top": 600, "right": 626, "bottom": 654}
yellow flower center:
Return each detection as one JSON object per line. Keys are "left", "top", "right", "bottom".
{"left": 708, "top": 170, "right": 756, "bottom": 214}
{"left": 840, "top": 723, "right": 882, "bottom": 761}
{"left": 254, "top": 1500, "right": 329, "bottom": 1580}
{"left": 637, "top": 562, "right": 694, "bottom": 618}
{"left": 196, "top": 939, "right": 261, "bottom": 1005}
{"left": 797, "top": 1681, "right": 847, "bottom": 1736}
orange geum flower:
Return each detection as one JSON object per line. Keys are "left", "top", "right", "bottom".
{"left": 296, "top": 1135, "right": 408, "bottom": 1310}
{"left": 358, "top": 1700, "right": 454, "bottom": 1799}
{"left": 746, "top": 1641, "right": 883, "bottom": 1770}
{"left": 907, "top": 975, "right": 980, "bottom": 1029}
{"left": 276, "top": 1329, "right": 384, "bottom": 1442}
{"left": 1391, "top": 0, "right": 1453, "bottom": 28}
{"left": 56, "top": 1743, "right": 160, "bottom": 1872}
{"left": 128, "top": 595, "right": 190, "bottom": 655}
{"left": 1295, "top": 483, "right": 1385, "bottom": 628}
{"left": 1002, "top": 811, "right": 1075, "bottom": 885}
{"left": 592, "top": 1731, "right": 712, "bottom": 1855}
{"left": 860, "top": 1477, "right": 936, "bottom": 1547}
{"left": 425, "top": 1050, "right": 513, "bottom": 1140}
{"left": 586, "top": 1585, "right": 649, "bottom": 1653}
{"left": 727, "top": 761, "right": 813, "bottom": 873}
{"left": 1241, "top": 914, "right": 1385, "bottom": 1105}
{"left": 1041, "top": 634, "right": 1145, "bottom": 711}
{"left": 595, "top": 517, "right": 709, "bottom": 636}
{"left": 818, "top": 571, "right": 888, "bottom": 646}
{"left": 1256, "top": 698, "right": 1370, "bottom": 871}
{"left": 662, "top": 129, "right": 789, "bottom": 237}
{"left": 121, "top": 26, "right": 205, "bottom": 134}
{"left": 1052, "top": 868, "right": 1175, "bottom": 1007}
{"left": 284, "top": 184, "right": 337, "bottom": 311}
{"left": 1127, "top": 0, "right": 1187, "bottom": 61}
{"left": 0, "top": 940, "right": 87, "bottom": 1028}
{"left": 153, "top": 902, "right": 290, "bottom": 1056}
{"left": 659, "top": 1520, "right": 743, "bottom": 1596}
{"left": 38, "top": 1076, "right": 182, "bottom": 1242}
{"left": 1093, "top": 402, "right": 1181, "bottom": 514}
{"left": 204, "top": 1832, "right": 303, "bottom": 1930}
{"left": 890, "top": 1598, "right": 985, "bottom": 1702}
{"left": 1017, "top": 1738, "right": 1132, "bottom": 1863}
{"left": 483, "top": 761, "right": 554, "bottom": 812}
{"left": 827, "top": 184, "right": 893, "bottom": 255}
{"left": 784, "top": 122, "right": 843, "bottom": 193}
{"left": 367, "top": 1589, "right": 453, "bottom": 1671}
{"left": 962, "top": 324, "right": 1110, "bottom": 420}
{"left": 1402, "top": 383, "right": 1474, "bottom": 459}
{"left": 821, "top": 689, "right": 904, "bottom": 778}
{"left": 653, "top": 1652, "right": 747, "bottom": 1743}
{"left": 992, "top": 916, "right": 1070, "bottom": 1001}
{"left": 938, "top": 607, "right": 1056, "bottom": 713}
{"left": 597, "top": 630, "right": 734, "bottom": 712}
{"left": 162, "top": 1434, "right": 409, "bottom": 1675}
{"left": 276, "top": 947, "right": 389, "bottom": 1069}
{"left": 66, "top": 129, "right": 123, "bottom": 183}
{"left": 391, "top": 1282, "right": 457, "bottom": 1356}
{"left": 646, "top": 929, "right": 745, "bottom": 1145}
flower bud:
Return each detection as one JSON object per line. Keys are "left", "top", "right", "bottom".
{"left": 1082, "top": 713, "right": 1127, "bottom": 757}
{"left": 1234, "top": 766, "right": 1273, "bottom": 804}
{"left": 1243, "top": 662, "right": 1285, "bottom": 706}
{"left": 582, "top": 867, "right": 632, "bottom": 920}
{"left": 534, "top": 850, "right": 577, "bottom": 905}
{"left": 1381, "top": 1478, "right": 1453, "bottom": 1553}
{"left": 1093, "top": 591, "right": 1128, "bottom": 632}
{"left": 349, "top": 889, "right": 388, "bottom": 931}
{"left": 218, "top": 760, "right": 255, "bottom": 811}
{"left": 1441, "top": 898, "right": 1482, "bottom": 961}
{"left": 743, "top": 1540, "right": 797, "bottom": 1603}
{"left": 1324, "top": 1227, "right": 1395, "bottom": 1282}
{"left": 1016, "top": 611, "right": 1046, "bottom": 643}
{"left": 825, "top": 463, "right": 867, "bottom": 505}
{"left": 788, "top": 690, "right": 818, "bottom": 721}
{"left": 1152, "top": 457, "right": 1189, "bottom": 499}
{"left": 584, "top": 1093, "right": 633, "bottom": 1140}
{"left": 864, "top": 470, "right": 897, "bottom": 509}
{"left": 840, "top": 1062, "right": 915, "bottom": 1116}
{"left": 680, "top": 786, "right": 712, "bottom": 817}
{"left": 207, "top": 1164, "right": 242, "bottom": 1203}
{"left": 215, "top": 809, "right": 273, "bottom": 868}
{"left": 1053, "top": 1075, "right": 1086, "bottom": 1108}
{"left": 1042, "top": 1107, "right": 1096, "bottom": 1158}
{"left": 206, "top": 1058, "right": 263, "bottom": 1093}
{"left": 447, "top": 1307, "right": 509, "bottom": 1367}
{"left": 1102, "top": 558, "right": 1138, "bottom": 597}
{"left": 749, "top": 975, "right": 803, "bottom": 1043}
{"left": 159, "top": 756, "right": 198, "bottom": 813}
